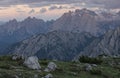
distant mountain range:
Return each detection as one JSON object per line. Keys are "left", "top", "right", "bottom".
{"left": 0, "top": 17, "right": 54, "bottom": 53}
{"left": 1, "top": 8, "right": 120, "bottom": 60}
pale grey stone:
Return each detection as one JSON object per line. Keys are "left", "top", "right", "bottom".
{"left": 24, "top": 56, "right": 41, "bottom": 70}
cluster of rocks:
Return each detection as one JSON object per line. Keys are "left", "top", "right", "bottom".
{"left": 12, "top": 55, "right": 57, "bottom": 78}
{"left": 84, "top": 63, "right": 97, "bottom": 71}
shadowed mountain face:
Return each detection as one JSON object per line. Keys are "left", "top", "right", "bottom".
{"left": 0, "top": 17, "right": 54, "bottom": 53}
{"left": 8, "top": 31, "right": 95, "bottom": 61}
{"left": 0, "top": 21, "right": 5, "bottom": 25}
{"left": 74, "top": 27, "right": 120, "bottom": 60}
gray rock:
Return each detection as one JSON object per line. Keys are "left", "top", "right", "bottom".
{"left": 85, "top": 64, "right": 92, "bottom": 71}
{"left": 24, "top": 56, "right": 41, "bottom": 70}
{"left": 70, "top": 72, "right": 77, "bottom": 76}
{"left": 12, "top": 55, "right": 21, "bottom": 60}
{"left": 34, "top": 74, "right": 38, "bottom": 78}
{"left": 12, "top": 55, "right": 18, "bottom": 60}
{"left": 44, "top": 74, "right": 53, "bottom": 78}
{"left": 14, "top": 75, "right": 19, "bottom": 78}
{"left": 44, "top": 62, "right": 57, "bottom": 72}
{"left": 92, "top": 64, "right": 97, "bottom": 67}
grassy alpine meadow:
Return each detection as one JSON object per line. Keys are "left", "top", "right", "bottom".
{"left": 0, "top": 56, "right": 119, "bottom": 78}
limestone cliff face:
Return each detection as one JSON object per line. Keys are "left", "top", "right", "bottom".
{"left": 9, "top": 31, "right": 95, "bottom": 61}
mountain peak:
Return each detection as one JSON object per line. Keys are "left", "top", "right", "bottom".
{"left": 79, "top": 8, "right": 97, "bottom": 16}
{"left": 8, "top": 19, "right": 17, "bottom": 23}
{"left": 23, "top": 17, "right": 44, "bottom": 23}
{"left": 24, "top": 16, "right": 33, "bottom": 21}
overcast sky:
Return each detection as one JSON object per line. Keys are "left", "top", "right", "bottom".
{"left": 0, "top": 0, "right": 120, "bottom": 21}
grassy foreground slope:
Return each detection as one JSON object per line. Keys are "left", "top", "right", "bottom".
{"left": 0, "top": 56, "right": 119, "bottom": 78}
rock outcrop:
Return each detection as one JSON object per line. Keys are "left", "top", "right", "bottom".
{"left": 84, "top": 64, "right": 92, "bottom": 71}
{"left": 24, "top": 56, "right": 41, "bottom": 70}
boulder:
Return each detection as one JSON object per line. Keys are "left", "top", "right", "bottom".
{"left": 44, "top": 62, "right": 57, "bottom": 72}
{"left": 14, "top": 75, "right": 19, "bottom": 78}
{"left": 92, "top": 64, "right": 97, "bottom": 67}
{"left": 12, "top": 55, "right": 21, "bottom": 60}
{"left": 42, "top": 74, "right": 53, "bottom": 78}
{"left": 34, "top": 74, "right": 38, "bottom": 78}
{"left": 84, "top": 64, "right": 92, "bottom": 71}
{"left": 12, "top": 55, "right": 18, "bottom": 60}
{"left": 24, "top": 56, "right": 41, "bottom": 70}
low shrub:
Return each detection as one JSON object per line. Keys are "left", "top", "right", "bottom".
{"left": 0, "top": 56, "right": 12, "bottom": 61}
{"left": 0, "top": 64, "right": 10, "bottom": 69}
{"left": 39, "top": 61, "right": 48, "bottom": 65}
{"left": 79, "top": 56, "right": 103, "bottom": 64}
{"left": 89, "top": 69, "right": 102, "bottom": 75}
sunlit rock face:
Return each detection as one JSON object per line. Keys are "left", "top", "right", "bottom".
{"left": 51, "top": 9, "right": 120, "bottom": 36}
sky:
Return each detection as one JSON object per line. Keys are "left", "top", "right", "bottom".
{"left": 0, "top": 0, "right": 120, "bottom": 22}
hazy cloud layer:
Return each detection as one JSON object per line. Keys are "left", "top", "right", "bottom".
{"left": 48, "top": 5, "right": 74, "bottom": 11}
{"left": 29, "top": 9, "right": 35, "bottom": 14}
{"left": 40, "top": 8, "right": 47, "bottom": 13}
{"left": 0, "top": 0, "right": 120, "bottom": 9}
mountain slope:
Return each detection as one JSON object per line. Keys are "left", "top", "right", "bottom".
{"left": 76, "top": 27, "right": 120, "bottom": 58}
{"left": 8, "top": 31, "right": 95, "bottom": 61}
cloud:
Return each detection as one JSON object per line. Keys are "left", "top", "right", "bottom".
{"left": 28, "top": 9, "right": 35, "bottom": 14}
{"left": 48, "top": 5, "right": 74, "bottom": 11}
{"left": 49, "top": 6, "right": 58, "bottom": 10}
{"left": 85, "top": 0, "right": 120, "bottom": 9}
{"left": 0, "top": 0, "right": 120, "bottom": 10}
{"left": 0, "top": 7, "right": 7, "bottom": 10}
{"left": 40, "top": 8, "right": 47, "bottom": 13}
{"left": 16, "top": 10, "right": 25, "bottom": 13}
{"left": 16, "top": 8, "right": 26, "bottom": 13}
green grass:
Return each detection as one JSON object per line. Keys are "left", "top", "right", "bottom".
{"left": 0, "top": 56, "right": 119, "bottom": 78}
